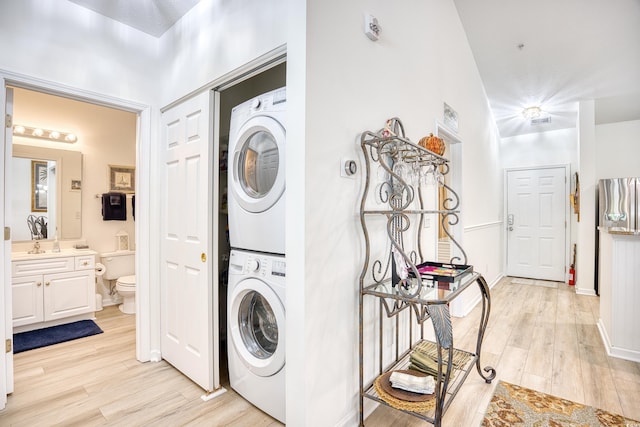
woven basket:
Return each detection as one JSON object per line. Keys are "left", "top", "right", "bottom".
{"left": 373, "top": 370, "right": 436, "bottom": 412}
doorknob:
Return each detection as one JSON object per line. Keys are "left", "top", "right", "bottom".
{"left": 508, "top": 226, "right": 513, "bottom": 231}
{"left": 201, "top": 253, "right": 207, "bottom": 263}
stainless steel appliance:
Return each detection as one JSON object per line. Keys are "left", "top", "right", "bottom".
{"left": 596, "top": 177, "right": 640, "bottom": 295}
{"left": 598, "top": 177, "right": 639, "bottom": 233}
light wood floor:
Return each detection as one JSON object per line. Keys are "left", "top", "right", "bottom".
{"left": 366, "top": 277, "right": 640, "bottom": 425}
{"left": 1, "top": 278, "right": 639, "bottom": 426}
{"left": 0, "top": 306, "right": 282, "bottom": 426}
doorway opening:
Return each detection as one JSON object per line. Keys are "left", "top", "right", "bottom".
{"left": 3, "top": 78, "right": 145, "bottom": 400}
{"left": 215, "top": 61, "right": 286, "bottom": 385}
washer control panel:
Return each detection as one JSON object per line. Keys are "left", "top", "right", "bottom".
{"left": 229, "top": 250, "right": 286, "bottom": 278}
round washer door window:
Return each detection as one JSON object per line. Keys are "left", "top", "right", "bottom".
{"left": 229, "top": 278, "right": 285, "bottom": 377}
{"left": 238, "top": 291, "right": 278, "bottom": 359}
{"left": 231, "top": 116, "right": 285, "bottom": 213}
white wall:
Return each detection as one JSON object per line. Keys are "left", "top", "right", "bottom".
{"left": 290, "top": 0, "right": 503, "bottom": 424}
{"left": 595, "top": 120, "right": 640, "bottom": 178}
{"left": 0, "top": 0, "right": 161, "bottom": 104}
{"left": 158, "top": 0, "right": 288, "bottom": 105}
{"left": 501, "top": 128, "right": 578, "bottom": 170}
{"left": 576, "top": 100, "right": 597, "bottom": 294}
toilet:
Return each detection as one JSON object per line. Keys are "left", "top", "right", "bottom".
{"left": 100, "top": 250, "right": 136, "bottom": 314}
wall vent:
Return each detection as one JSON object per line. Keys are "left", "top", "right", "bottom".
{"left": 530, "top": 117, "right": 551, "bottom": 125}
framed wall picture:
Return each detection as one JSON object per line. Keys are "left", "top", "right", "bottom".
{"left": 31, "top": 160, "right": 48, "bottom": 212}
{"left": 109, "top": 165, "right": 135, "bottom": 193}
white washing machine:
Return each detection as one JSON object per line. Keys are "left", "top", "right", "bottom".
{"left": 228, "top": 87, "right": 286, "bottom": 255}
{"left": 227, "top": 249, "right": 286, "bottom": 423}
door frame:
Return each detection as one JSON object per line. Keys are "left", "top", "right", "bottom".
{"left": 503, "top": 164, "right": 571, "bottom": 282}
{"left": 0, "top": 69, "right": 152, "bottom": 409}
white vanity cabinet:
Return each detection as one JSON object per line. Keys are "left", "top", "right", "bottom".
{"left": 12, "top": 251, "right": 96, "bottom": 332}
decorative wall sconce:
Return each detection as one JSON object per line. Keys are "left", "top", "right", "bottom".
{"left": 13, "top": 124, "right": 77, "bottom": 143}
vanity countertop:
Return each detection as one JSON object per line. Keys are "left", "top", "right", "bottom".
{"left": 12, "top": 248, "right": 97, "bottom": 261}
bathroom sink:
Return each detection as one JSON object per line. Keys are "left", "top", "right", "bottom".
{"left": 12, "top": 249, "right": 96, "bottom": 260}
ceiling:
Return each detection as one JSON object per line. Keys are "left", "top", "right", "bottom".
{"left": 68, "top": 0, "right": 201, "bottom": 37}
{"left": 67, "top": 0, "right": 640, "bottom": 138}
{"left": 453, "top": 0, "right": 640, "bottom": 137}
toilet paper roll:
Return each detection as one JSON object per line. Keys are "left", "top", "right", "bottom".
{"left": 95, "top": 262, "right": 106, "bottom": 276}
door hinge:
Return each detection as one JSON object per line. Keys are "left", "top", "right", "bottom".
{"left": 5, "top": 339, "right": 12, "bottom": 353}
{"left": 5, "top": 113, "right": 12, "bottom": 128}
{"left": 4, "top": 226, "right": 10, "bottom": 241}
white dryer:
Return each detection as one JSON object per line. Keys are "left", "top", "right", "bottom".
{"left": 228, "top": 87, "right": 286, "bottom": 255}
{"left": 227, "top": 249, "right": 285, "bottom": 423}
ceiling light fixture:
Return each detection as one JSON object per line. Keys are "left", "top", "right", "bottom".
{"left": 12, "top": 124, "right": 77, "bottom": 143}
{"left": 522, "top": 106, "right": 542, "bottom": 120}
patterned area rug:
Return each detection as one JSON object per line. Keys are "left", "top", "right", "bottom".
{"left": 482, "top": 381, "right": 639, "bottom": 427}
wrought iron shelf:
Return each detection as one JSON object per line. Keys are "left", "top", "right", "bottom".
{"left": 362, "top": 339, "right": 478, "bottom": 424}
{"left": 358, "top": 118, "right": 495, "bottom": 427}
{"left": 362, "top": 272, "right": 480, "bottom": 313}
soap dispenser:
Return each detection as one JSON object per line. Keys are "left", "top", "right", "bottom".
{"left": 52, "top": 234, "right": 60, "bottom": 253}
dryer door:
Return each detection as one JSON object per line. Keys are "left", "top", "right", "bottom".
{"left": 229, "top": 277, "right": 285, "bottom": 377}
{"left": 230, "top": 116, "right": 285, "bottom": 213}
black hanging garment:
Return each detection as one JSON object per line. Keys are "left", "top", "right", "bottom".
{"left": 102, "top": 192, "right": 127, "bottom": 221}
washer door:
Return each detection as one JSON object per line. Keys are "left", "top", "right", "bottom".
{"left": 230, "top": 116, "right": 285, "bottom": 213}
{"left": 229, "top": 277, "right": 285, "bottom": 377}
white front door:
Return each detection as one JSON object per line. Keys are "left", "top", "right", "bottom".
{"left": 507, "top": 167, "right": 566, "bottom": 281}
{"left": 160, "top": 91, "right": 217, "bottom": 391}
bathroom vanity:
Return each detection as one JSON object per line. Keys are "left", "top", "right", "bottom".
{"left": 11, "top": 250, "right": 97, "bottom": 333}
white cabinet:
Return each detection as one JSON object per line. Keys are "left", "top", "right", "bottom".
{"left": 12, "top": 252, "right": 96, "bottom": 332}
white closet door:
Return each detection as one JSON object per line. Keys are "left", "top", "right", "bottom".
{"left": 160, "top": 90, "right": 217, "bottom": 391}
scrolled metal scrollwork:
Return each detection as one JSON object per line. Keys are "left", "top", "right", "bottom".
{"left": 440, "top": 211, "right": 468, "bottom": 265}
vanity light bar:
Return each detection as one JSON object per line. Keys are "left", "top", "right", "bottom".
{"left": 13, "top": 124, "right": 77, "bottom": 143}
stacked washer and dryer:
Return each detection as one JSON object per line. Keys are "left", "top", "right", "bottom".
{"left": 226, "top": 87, "right": 286, "bottom": 423}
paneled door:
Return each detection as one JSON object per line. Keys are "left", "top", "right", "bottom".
{"left": 2, "top": 86, "right": 15, "bottom": 402}
{"left": 160, "top": 91, "right": 217, "bottom": 392}
{"left": 506, "top": 167, "right": 566, "bottom": 281}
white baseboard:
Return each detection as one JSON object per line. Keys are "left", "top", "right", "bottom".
{"left": 597, "top": 319, "right": 640, "bottom": 363}
{"left": 453, "top": 273, "right": 504, "bottom": 318}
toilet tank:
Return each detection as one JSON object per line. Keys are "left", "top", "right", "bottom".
{"left": 100, "top": 250, "right": 135, "bottom": 280}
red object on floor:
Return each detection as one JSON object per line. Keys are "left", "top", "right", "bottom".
{"left": 568, "top": 266, "right": 575, "bottom": 286}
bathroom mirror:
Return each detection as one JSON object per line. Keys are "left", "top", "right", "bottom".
{"left": 11, "top": 144, "right": 82, "bottom": 241}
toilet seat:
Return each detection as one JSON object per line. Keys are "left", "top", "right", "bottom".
{"left": 115, "top": 275, "right": 136, "bottom": 314}
{"left": 117, "top": 275, "right": 136, "bottom": 287}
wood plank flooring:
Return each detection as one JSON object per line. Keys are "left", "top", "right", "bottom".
{"left": 365, "top": 277, "right": 640, "bottom": 425}
{"left": 1, "top": 277, "right": 639, "bottom": 426}
{"left": 0, "top": 306, "right": 282, "bottom": 426}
